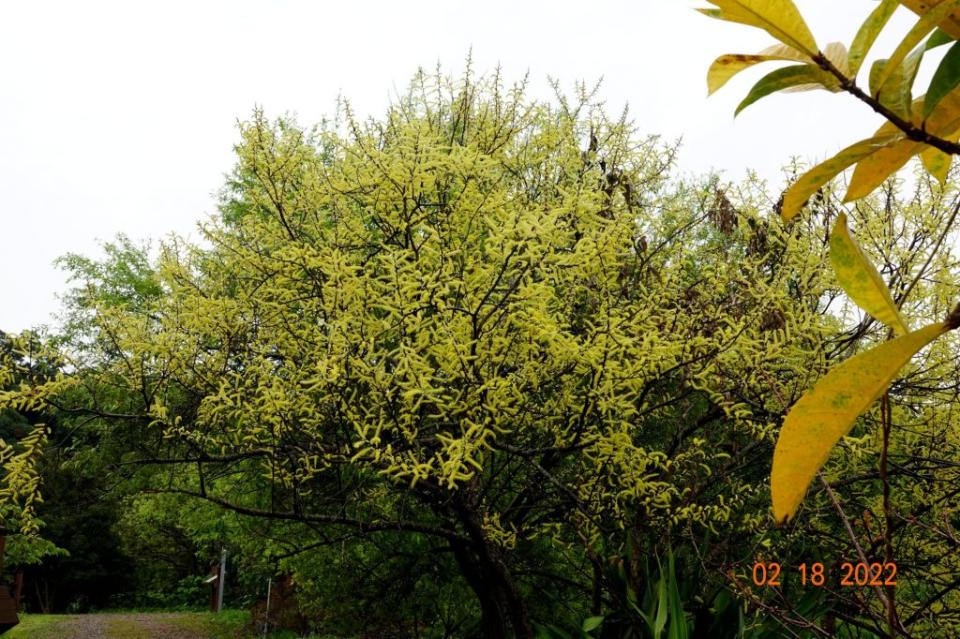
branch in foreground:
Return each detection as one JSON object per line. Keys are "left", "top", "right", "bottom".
{"left": 813, "top": 54, "right": 960, "bottom": 157}
{"left": 141, "top": 487, "right": 468, "bottom": 543}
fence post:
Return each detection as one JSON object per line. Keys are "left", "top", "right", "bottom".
{"left": 261, "top": 577, "right": 272, "bottom": 637}
{"left": 216, "top": 547, "right": 227, "bottom": 613}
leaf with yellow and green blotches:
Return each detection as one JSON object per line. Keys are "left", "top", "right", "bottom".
{"left": 780, "top": 134, "right": 904, "bottom": 222}
{"left": 875, "top": 0, "right": 960, "bottom": 92}
{"left": 849, "top": 0, "right": 898, "bottom": 76}
{"left": 920, "top": 144, "right": 953, "bottom": 182}
{"left": 899, "top": 0, "right": 960, "bottom": 41}
{"left": 707, "top": 44, "right": 808, "bottom": 95}
{"left": 701, "top": 0, "right": 819, "bottom": 56}
{"left": 772, "top": 321, "right": 947, "bottom": 523}
{"left": 830, "top": 213, "right": 910, "bottom": 335}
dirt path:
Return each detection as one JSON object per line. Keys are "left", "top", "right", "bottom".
{"left": 7, "top": 612, "right": 242, "bottom": 639}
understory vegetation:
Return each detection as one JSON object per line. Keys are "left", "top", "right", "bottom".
{"left": 3, "top": 64, "right": 960, "bottom": 638}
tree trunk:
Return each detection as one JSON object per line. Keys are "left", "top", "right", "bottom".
{"left": 452, "top": 541, "right": 511, "bottom": 638}
{"left": 451, "top": 496, "right": 534, "bottom": 639}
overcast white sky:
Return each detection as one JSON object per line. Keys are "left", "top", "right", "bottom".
{"left": 0, "top": 1, "right": 931, "bottom": 332}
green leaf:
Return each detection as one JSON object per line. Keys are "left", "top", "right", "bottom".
{"left": 871, "top": 47, "right": 925, "bottom": 119}
{"left": 735, "top": 65, "right": 826, "bottom": 115}
{"left": 925, "top": 27, "right": 956, "bottom": 50}
{"left": 582, "top": 616, "right": 604, "bottom": 633}
{"left": 874, "top": 0, "right": 960, "bottom": 92}
{"left": 771, "top": 321, "right": 947, "bottom": 523}
{"left": 654, "top": 575, "right": 668, "bottom": 637}
{"left": 703, "top": 0, "right": 819, "bottom": 56}
{"left": 707, "top": 44, "right": 808, "bottom": 95}
{"left": 830, "top": 213, "right": 910, "bottom": 335}
{"left": 666, "top": 552, "right": 690, "bottom": 639}
{"left": 925, "top": 41, "right": 960, "bottom": 115}
{"left": 849, "top": 0, "right": 898, "bottom": 75}
{"left": 780, "top": 134, "right": 904, "bottom": 221}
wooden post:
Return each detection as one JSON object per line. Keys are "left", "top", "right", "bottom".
{"left": 216, "top": 547, "right": 227, "bottom": 613}
{"left": 261, "top": 578, "right": 272, "bottom": 637}
{"left": 206, "top": 562, "right": 219, "bottom": 612}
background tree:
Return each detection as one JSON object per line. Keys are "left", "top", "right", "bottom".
{"left": 7, "top": 56, "right": 960, "bottom": 637}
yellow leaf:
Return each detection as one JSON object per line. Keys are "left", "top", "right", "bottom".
{"left": 707, "top": 44, "right": 808, "bottom": 95}
{"left": 845, "top": 138, "right": 922, "bottom": 201}
{"left": 875, "top": 0, "right": 960, "bottom": 92}
{"left": 899, "top": 0, "right": 960, "bottom": 40}
{"left": 780, "top": 135, "right": 904, "bottom": 221}
{"left": 830, "top": 213, "right": 910, "bottom": 335}
{"left": 925, "top": 86, "right": 960, "bottom": 128}
{"left": 705, "top": 0, "right": 819, "bottom": 56}
{"left": 823, "top": 42, "right": 851, "bottom": 77}
{"left": 771, "top": 322, "right": 947, "bottom": 523}
{"left": 920, "top": 144, "right": 953, "bottom": 182}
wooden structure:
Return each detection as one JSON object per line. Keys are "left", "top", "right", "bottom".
{"left": 204, "top": 561, "right": 221, "bottom": 612}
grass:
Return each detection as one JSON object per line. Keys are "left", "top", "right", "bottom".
{"left": 5, "top": 614, "right": 80, "bottom": 639}
{"left": 166, "top": 610, "right": 251, "bottom": 638}
{"left": 4, "top": 610, "right": 252, "bottom": 638}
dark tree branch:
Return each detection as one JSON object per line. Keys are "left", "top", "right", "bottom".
{"left": 141, "top": 487, "right": 468, "bottom": 543}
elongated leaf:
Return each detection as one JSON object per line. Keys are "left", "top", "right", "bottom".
{"left": 825, "top": 42, "right": 851, "bottom": 77}
{"left": 845, "top": 138, "right": 922, "bottom": 200}
{"left": 871, "top": 48, "right": 925, "bottom": 119}
{"left": 850, "top": 0, "right": 898, "bottom": 75}
{"left": 735, "top": 65, "right": 826, "bottom": 115}
{"left": 900, "top": 0, "right": 960, "bottom": 40}
{"left": 582, "top": 616, "right": 604, "bottom": 632}
{"left": 924, "top": 83, "right": 960, "bottom": 129}
{"left": 666, "top": 552, "right": 690, "bottom": 639}
{"left": 781, "top": 135, "right": 904, "bottom": 221}
{"left": 771, "top": 322, "right": 947, "bottom": 523}
{"left": 920, "top": 144, "right": 953, "bottom": 181}
{"left": 925, "top": 41, "right": 960, "bottom": 115}
{"left": 781, "top": 43, "right": 847, "bottom": 94}
{"left": 875, "top": 0, "right": 960, "bottom": 92}
{"left": 705, "top": 0, "right": 819, "bottom": 56}
{"left": 830, "top": 213, "right": 910, "bottom": 335}
{"left": 926, "top": 27, "right": 956, "bottom": 50}
{"left": 707, "top": 44, "right": 808, "bottom": 95}
{"left": 654, "top": 576, "right": 668, "bottom": 637}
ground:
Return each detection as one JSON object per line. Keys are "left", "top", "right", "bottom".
{"left": 4, "top": 611, "right": 251, "bottom": 639}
